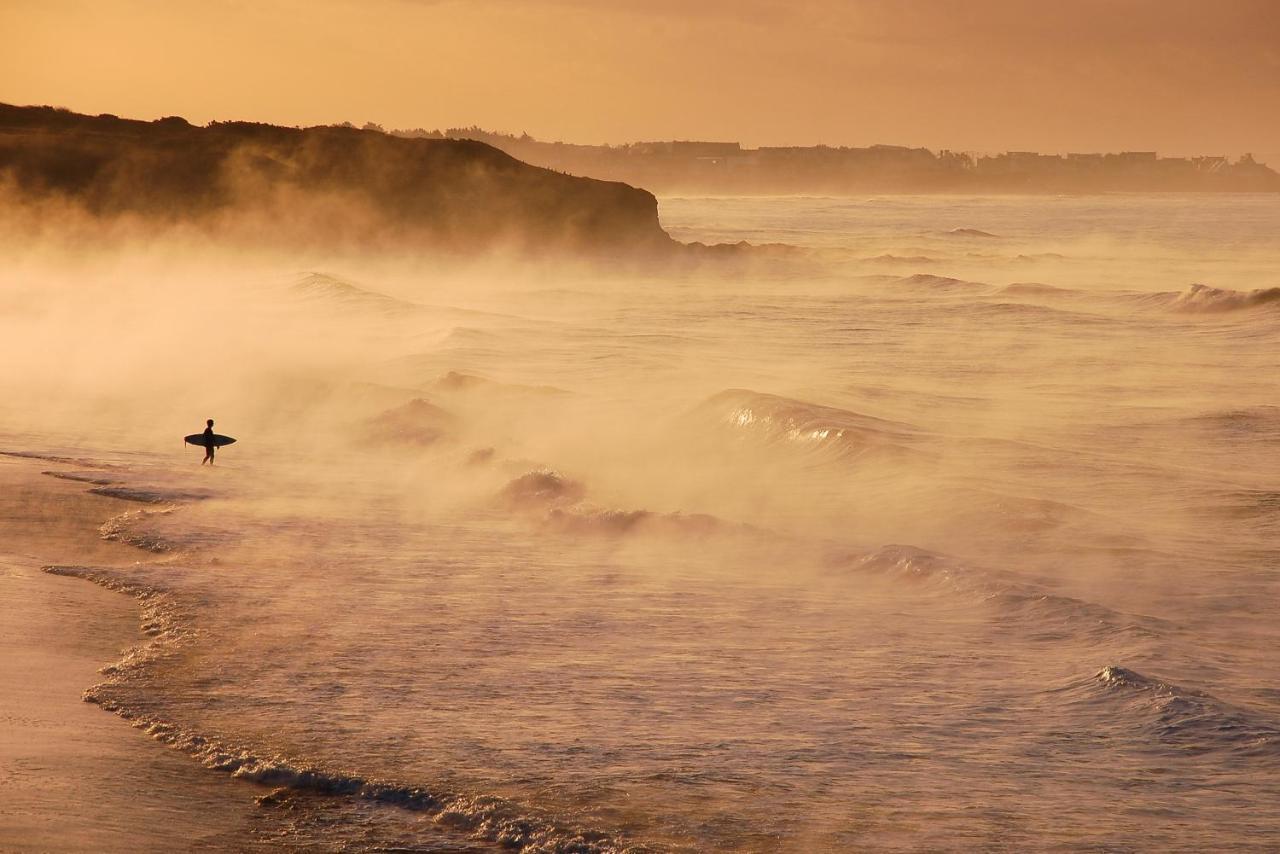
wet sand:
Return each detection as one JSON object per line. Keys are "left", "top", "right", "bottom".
{"left": 0, "top": 456, "right": 258, "bottom": 852}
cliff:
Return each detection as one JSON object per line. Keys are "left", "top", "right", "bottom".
{"left": 0, "top": 104, "right": 672, "bottom": 253}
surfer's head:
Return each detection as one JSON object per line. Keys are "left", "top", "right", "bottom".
{"left": 207, "top": 419, "right": 214, "bottom": 427}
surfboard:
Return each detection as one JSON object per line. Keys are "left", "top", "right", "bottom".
{"left": 184, "top": 433, "right": 237, "bottom": 447}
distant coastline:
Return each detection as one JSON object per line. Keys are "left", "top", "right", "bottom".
{"left": 383, "top": 125, "right": 1280, "bottom": 195}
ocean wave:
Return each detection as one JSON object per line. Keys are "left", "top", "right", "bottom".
{"left": 432, "top": 371, "right": 568, "bottom": 399}
{"left": 1182, "top": 405, "right": 1280, "bottom": 440}
{"left": 1173, "top": 283, "right": 1280, "bottom": 312}
{"left": 358, "top": 398, "right": 458, "bottom": 447}
{"left": 291, "top": 272, "right": 422, "bottom": 316}
{"left": 1082, "top": 665, "right": 1280, "bottom": 757}
{"left": 44, "top": 563, "right": 655, "bottom": 853}
{"left": 679, "top": 239, "right": 804, "bottom": 261}
{"left": 937, "top": 228, "right": 1000, "bottom": 238}
{"left": 500, "top": 470, "right": 729, "bottom": 538}
{"left": 500, "top": 469, "right": 587, "bottom": 508}
{"left": 41, "top": 468, "right": 221, "bottom": 554}
{"left": 293, "top": 274, "right": 523, "bottom": 327}
{"left": 1203, "top": 487, "right": 1280, "bottom": 521}
{"left": 894, "top": 273, "right": 991, "bottom": 292}
{"left": 98, "top": 508, "right": 182, "bottom": 553}
{"left": 437, "top": 326, "right": 507, "bottom": 347}
{"left": 842, "top": 545, "right": 1168, "bottom": 641}
{"left": 545, "top": 507, "right": 727, "bottom": 537}
{"left": 694, "top": 389, "right": 923, "bottom": 464}
{"left": 43, "top": 564, "right": 195, "bottom": 684}
{"left": 1137, "top": 283, "right": 1280, "bottom": 313}
{"left": 840, "top": 545, "right": 973, "bottom": 589}
{"left": 862, "top": 254, "right": 937, "bottom": 265}
{"left": 954, "top": 301, "right": 1102, "bottom": 322}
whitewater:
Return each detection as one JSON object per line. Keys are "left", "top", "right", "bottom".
{"left": 2, "top": 193, "right": 1278, "bottom": 851}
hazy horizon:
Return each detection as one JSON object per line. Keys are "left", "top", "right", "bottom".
{"left": 3, "top": 0, "right": 1278, "bottom": 162}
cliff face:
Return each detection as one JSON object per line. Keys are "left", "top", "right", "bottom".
{"left": 0, "top": 104, "right": 672, "bottom": 253}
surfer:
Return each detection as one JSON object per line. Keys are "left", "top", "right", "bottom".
{"left": 184, "top": 421, "right": 235, "bottom": 462}
{"left": 201, "top": 419, "right": 217, "bottom": 465}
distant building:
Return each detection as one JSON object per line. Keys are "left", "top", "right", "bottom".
{"left": 1116, "top": 151, "right": 1158, "bottom": 162}
{"left": 382, "top": 125, "right": 1280, "bottom": 193}
{"left": 670, "top": 141, "right": 742, "bottom": 158}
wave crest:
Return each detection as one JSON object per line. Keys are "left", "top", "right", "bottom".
{"left": 500, "top": 470, "right": 587, "bottom": 508}
{"left": 696, "top": 389, "right": 922, "bottom": 464}
{"left": 1157, "top": 283, "right": 1280, "bottom": 313}
{"left": 1087, "top": 665, "right": 1280, "bottom": 757}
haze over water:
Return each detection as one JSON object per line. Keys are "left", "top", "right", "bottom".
{"left": 3, "top": 193, "right": 1278, "bottom": 850}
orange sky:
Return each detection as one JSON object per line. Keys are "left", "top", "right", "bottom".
{"left": 3, "top": 0, "right": 1278, "bottom": 158}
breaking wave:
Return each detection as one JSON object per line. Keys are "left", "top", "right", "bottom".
{"left": 98, "top": 508, "right": 182, "bottom": 553}
{"left": 500, "top": 469, "right": 588, "bottom": 508}
{"left": 44, "top": 564, "right": 651, "bottom": 853}
{"left": 500, "top": 469, "right": 729, "bottom": 537}
{"left": 694, "top": 389, "right": 923, "bottom": 464}
{"left": 1079, "top": 665, "right": 1280, "bottom": 758}
{"left": 1136, "top": 283, "right": 1280, "bottom": 313}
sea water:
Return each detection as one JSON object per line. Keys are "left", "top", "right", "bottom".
{"left": 4, "top": 194, "right": 1279, "bottom": 851}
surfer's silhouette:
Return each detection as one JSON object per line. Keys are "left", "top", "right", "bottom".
{"left": 201, "top": 419, "right": 217, "bottom": 465}
{"left": 184, "top": 420, "right": 235, "bottom": 462}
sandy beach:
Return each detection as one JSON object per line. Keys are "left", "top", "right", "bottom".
{"left": 0, "top": 452, "right": 506, "bottom": 853}
{"left": 0, "top": 455, "right": 257, "bottom": 852}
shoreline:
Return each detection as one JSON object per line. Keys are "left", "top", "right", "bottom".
{"left": 0, "top": 452, "right": 508, "bottom": 853}
{"left": 0, "top": 455, "right": 260, "bottom": 852}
